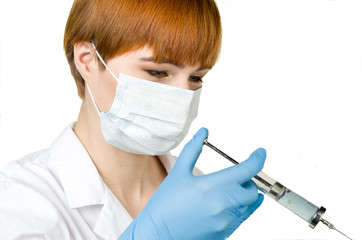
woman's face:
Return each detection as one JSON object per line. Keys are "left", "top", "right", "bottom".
{"left": 93, "top": 45, "right": 210, "bottom": 112}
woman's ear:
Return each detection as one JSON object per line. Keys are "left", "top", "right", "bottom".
{"left": 74, "top": 42, "right": 97, "bottom": 86}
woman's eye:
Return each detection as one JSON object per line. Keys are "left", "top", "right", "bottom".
{"left": 189, "top": 75, "right": 203, "bottom": 83}
{"left": 146, "top": 70, "right": 168, "bottom": 78}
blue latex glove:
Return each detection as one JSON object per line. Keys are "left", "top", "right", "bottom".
{"left": 119, "top": 128, "right": 266, "bottom": 240}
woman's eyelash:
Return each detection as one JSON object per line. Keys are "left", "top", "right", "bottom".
{"left": 145, "top": 70, "right": 204, "bottom": 83}
{"left": 190, "top": 75, "right": 204, "bottom": 83}
{"left": 146, "top": 70, "right": 168, "bottom": 78}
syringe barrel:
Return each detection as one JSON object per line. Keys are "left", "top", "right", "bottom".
{"left": 252, "top": 171, "right": 325, "bottom": 228}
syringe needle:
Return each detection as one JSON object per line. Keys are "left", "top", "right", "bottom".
{"left": 320, "top": 218, "right": 352, "bottom": 240}
{"left": 336, "top": 229, "right": 353, "bottom": 240}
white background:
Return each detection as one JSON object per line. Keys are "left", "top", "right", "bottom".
{"left": 0, "top": 0, "right": 361, "bottom": 239}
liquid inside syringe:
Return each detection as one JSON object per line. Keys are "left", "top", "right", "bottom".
{"left": 252, "top": 172, "right": 322, "bottom": 225}
{"left": 203, "top": 139, "right": 352, "bottom": 240}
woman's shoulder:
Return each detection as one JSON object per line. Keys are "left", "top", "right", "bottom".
{"left": 2, "top": 148, "right": 49, "bottom": 175}
{"left": 0, "top": 150, "right": 71, "bottom": 239}
{"left": 0, "top": 147, "right": 55, "bottom": 190}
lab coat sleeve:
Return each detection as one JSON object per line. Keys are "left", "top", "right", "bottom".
{"left": 0, "top": 173, "right": 71, "bottom": 240}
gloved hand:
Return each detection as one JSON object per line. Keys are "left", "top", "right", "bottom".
{"left": 119, "top": 128, "right": 266, "bottom": 240}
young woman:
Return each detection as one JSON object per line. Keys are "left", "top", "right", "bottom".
{"left": 0, "top": 0, "right": 266, "bottom": 239}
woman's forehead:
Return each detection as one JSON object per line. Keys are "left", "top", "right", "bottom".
{"left": 113, "top": 45, "right": 211, "bottom": 70}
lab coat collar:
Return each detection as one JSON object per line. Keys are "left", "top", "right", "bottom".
{"left": 52, "top": 123, "right": 106, "bottom": 209}
{"left": 51, "top": 124, "right": 178, "bottom": 239}
{"left": 93, "top": 186, "right": 132, "bottom": 239}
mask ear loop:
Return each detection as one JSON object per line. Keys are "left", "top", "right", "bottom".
{"left": 86, "top": 84, "right": 101, "bottom": 116}
{"left": 87, "top": 42, "right": 119, "bottom": 116}
{"left": 91, "top": 42, "right": 119, "bottom": 81}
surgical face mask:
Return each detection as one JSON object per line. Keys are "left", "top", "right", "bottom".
{"left": 87, "top": 43, "right": 201, "bottom": 155}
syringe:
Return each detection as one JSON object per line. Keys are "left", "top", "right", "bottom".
{"left": 203, "top": 139, "right": 352, "bottom": 240}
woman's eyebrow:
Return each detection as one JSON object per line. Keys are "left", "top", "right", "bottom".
{"left": 140, "top": 57, "right": 184, "bottom": 67}
{"left": 140, "top": 57, "right": 212, "bottom": 71}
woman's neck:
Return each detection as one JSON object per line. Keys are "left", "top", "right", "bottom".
{"left": 73, "top": 98, "right": 167, "bottom": 217}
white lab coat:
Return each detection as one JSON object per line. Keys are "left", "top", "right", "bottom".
{"left": 0, "top": 123, "right": 203, "bottom": 240}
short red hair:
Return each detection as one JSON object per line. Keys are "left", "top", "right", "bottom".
{"left": 64, "top": 0, "right": 222, "bottom": 98}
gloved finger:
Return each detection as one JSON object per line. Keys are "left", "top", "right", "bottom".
{"left": 241, "top": 181, "right": 257, "bottom": 190}
{"left": 237, "top": 193, "right": 264, "bottom": 221}
{"left": 237, "top": 183, "right": 259, "bottom": 206}
{"left": 173, "top": 128, "right": 208, "bottom": 175}
{"left": 206, "top": 148, "right": 266, "bottom": 185}
{"left": 248, "top": 193, "right": 264, "bottom": 213}
{"left": 217, "top": 183, "right": 259, "bottom": 209}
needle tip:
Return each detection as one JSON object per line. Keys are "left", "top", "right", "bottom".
{"left": 320, "top": 218, "right": 352, "bottom": 240}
